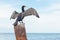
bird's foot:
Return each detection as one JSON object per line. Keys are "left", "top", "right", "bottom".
{"left": 19, "top": 21, "right": 23, "bottom": 23}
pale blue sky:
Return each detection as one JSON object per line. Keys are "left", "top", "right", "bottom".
{"left": 0, "top": 0, "right": 60, "bottom": 33}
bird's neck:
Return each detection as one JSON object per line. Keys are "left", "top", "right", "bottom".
{"left": 22, "top": 7, "right": 25, "bottom": 12}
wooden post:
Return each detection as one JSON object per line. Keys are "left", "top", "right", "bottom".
{"left": 14, "top": 23, "right": 27, "bottom": 40}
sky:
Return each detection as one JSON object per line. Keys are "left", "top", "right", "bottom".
{"left": 0, "top": 0, "right": 60, "bottom": 33}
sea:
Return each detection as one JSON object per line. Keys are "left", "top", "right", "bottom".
{"left": 0, "top": 33, "right": 60, "bottom": 40}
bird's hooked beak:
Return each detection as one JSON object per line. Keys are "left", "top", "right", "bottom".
{"left": 24, "top": 6, "right": 26, "bottom": 8}
{"left": 22, "top": 5, "right": 26, "bottom": 7}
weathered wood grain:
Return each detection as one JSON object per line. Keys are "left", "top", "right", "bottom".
{"left": 14, "top": 23, "right": 27, "bottom": 40}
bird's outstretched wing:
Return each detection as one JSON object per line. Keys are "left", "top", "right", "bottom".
{"left": 10, "top": 11, "right": 19, "bottom": 19}
{"left": 22, "top": 8, "right": 40, "bottom": 18}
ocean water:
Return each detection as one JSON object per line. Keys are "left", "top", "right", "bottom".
{"left": 0, "top": 33, "right": 60, "bottom": 40}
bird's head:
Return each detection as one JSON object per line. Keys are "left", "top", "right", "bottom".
{"left": 22, "top": 5, "right": 26, "bottom": 7}
{"left": 21, "top": 5, "right": 26, "bottom": 12}
{"left": 22, "top": 5, "right": 26, "bottom": 9}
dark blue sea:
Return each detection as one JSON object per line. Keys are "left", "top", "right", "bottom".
{"left": 0, "top": 33, "right": 60, "bottom": 40}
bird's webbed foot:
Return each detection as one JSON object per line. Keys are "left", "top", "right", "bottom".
{"left": 19, "top": 21, "right": 23, "bottom": 23}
